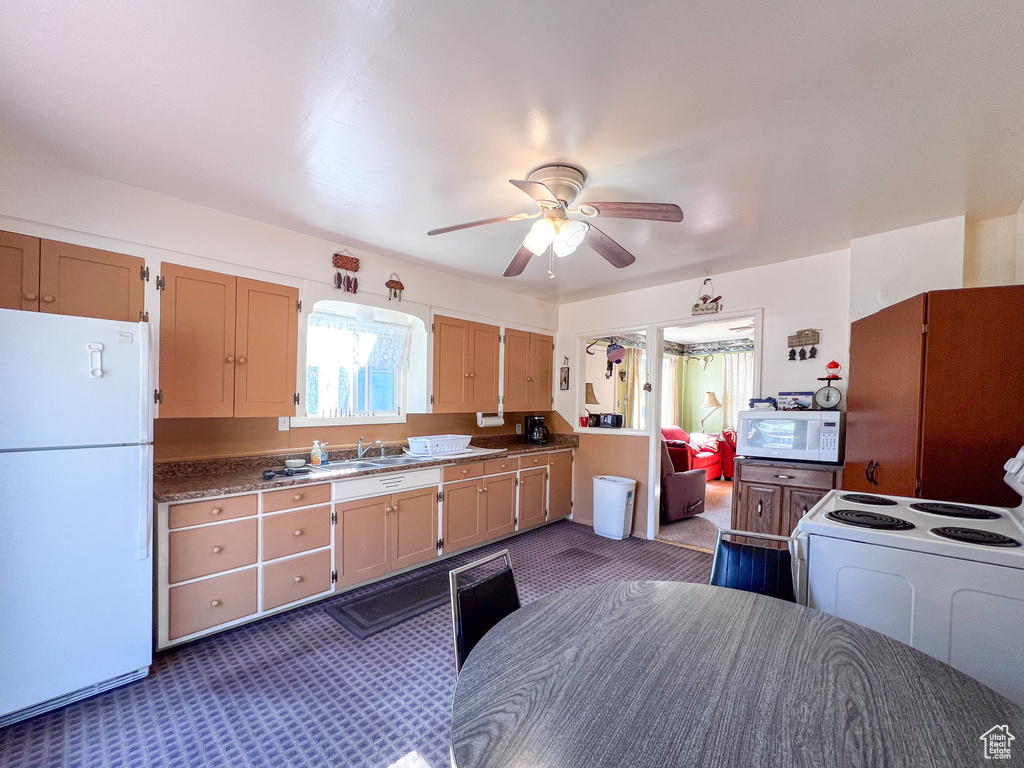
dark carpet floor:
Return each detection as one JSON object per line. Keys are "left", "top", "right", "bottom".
{"left": 0, "top": 520, "right": 712, "bottom": 768}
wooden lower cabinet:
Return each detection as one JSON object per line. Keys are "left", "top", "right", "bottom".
{"left": 482, "top": 473, "right": 516, "bottom": 539}
{"left": 168, "top": 518, "right": 258, "bottom": 584}
{"left": 444, "top": 478, "right": 486, "bottom": 552}
{"left": 547, "top": 452, "right": 572, "bottom": 521}
{"left": 263, "top": 550, "right": 332, "bottom": 611}
{"left": 519, "top": 466, "right": 548, "bottom": 530}
{"left": 732, "top": 459, "right": 842, "bottom": 543}
{"left": 262, "top": 505, "right": 331, "bottom": 561}
{"left": 335, "top": 487, "right": 438, "bottom": 588}
{"left": 168, "top": 568, "right": 258, "bottom": 640}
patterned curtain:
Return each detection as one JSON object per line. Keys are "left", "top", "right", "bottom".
{"left": 722, "top": 351, "right": 755, "bottom": 430}
{"left": 623, "top": 347, "right": 645, "bottom": 429}
{"left": 661, "top": 354, "right": 683, "bottom": 428}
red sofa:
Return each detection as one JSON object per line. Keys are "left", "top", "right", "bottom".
{"left": 661, "top": 425, "right": 735, "bottom": 481}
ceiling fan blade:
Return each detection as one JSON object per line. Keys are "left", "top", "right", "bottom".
{"left": 578, "top": 202, "right": 683, "bottom": 222}
{"left": 585, "top": 224, "right": 636, "bottom": 269}
{"left": 503, "top": 245, "right": 533, "bottom": 277}
{"left": 427, "top": 214, "right": 530, "bottom": 236}
{"left": 509, "top": 179, "right": 560, "bottom": 205}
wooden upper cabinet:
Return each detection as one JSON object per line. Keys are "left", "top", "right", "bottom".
{"left": 39, "top": 240, "right": 144, "bottom": 322}
{"left": 432, "top": 315, "right": 469, "bottom": 412}
{"left": 467, "top": 321, "right": 500, "bottom": 411}
{"left": 504, "top": 328, "right": 554, "bottom": 412}
{"left": 528, "top": 333, "right": 554, "bottom": 410}
{"left": 503, "top": 329, "right": 531, "bottom": 412}
{"left": 843, "top": 294, "right": 926, "bottom": 496}
{"left": 0, "top": 231, "right": 40, "bottom": 312}
{"left": 432, "top": 314, "right": 500, "bottom": 413}
{"left": 234, "top": 278, "right": 299, "bottom": 417}
{"left": 159, "top": 264, "right": 299, "bottom": 419}
{"left": 159, "top": 264, "right": 237, "bottom": 418}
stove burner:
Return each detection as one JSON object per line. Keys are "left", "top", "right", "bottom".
{"left": 931, "top": 527, "right": 1021, "bottom": 547}
{"left": 910, "top": 502, "right": 1000, "bottom": 520}
{"left": 826, "top": 509, "right": 915, "bottom": 530}
{"left": 839, "top": 493, "right": 899, "bottom": 506}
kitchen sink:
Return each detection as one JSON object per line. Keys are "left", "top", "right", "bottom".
{"left": 368, "top": 455, "right": 428, "bottom": 467}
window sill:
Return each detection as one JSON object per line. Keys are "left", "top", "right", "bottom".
{"left": 574, "top": 426, "right": 648, "bottom": 436}
{"left": 289, "top": 413, "right": 408, "bottom": 428}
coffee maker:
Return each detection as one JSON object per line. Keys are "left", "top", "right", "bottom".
{"left": 524, "top": 415, "right": 550, "bottom": 445}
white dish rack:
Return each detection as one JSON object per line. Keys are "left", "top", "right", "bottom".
{"left": 406, "top": 434, "right": 473, "bottom": 457}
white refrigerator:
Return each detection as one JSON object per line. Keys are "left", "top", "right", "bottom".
{"left": 0, "top": 308, "right": 153, "bottom": 727}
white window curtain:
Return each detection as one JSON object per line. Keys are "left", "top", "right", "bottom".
{"left": 661, "top": 354, "right": 683, "bottom": 428}
{"left": 623, "top": 347, "right": 645, "bottom": 429}
{"left": 721, "top": 351, "right": 754, "bottom": 430}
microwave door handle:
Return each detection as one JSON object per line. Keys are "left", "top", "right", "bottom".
{"left": 807, "top": 419, "right": 822, "bottom": 450}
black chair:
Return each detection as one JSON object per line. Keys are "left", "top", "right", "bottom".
{"left": 449, "top": 549, "right": 521, "bottom": 673}
{"left": 709, "top": 529, "right": 797, "bottom": 603}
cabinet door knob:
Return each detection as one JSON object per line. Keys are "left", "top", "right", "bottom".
{"left": 226, "top": 355, "right": 234, "bottom": 363}
{"left": 478, "top": 487, "right": 484, "bottom": 493}
{"left": 469, "top": 373, "right": 475, "bottom": 378}
{"left": 24, "top": 293, "right": 37, "bottom": 301}
{"left": 211, "top": 545, "right": 222, "bottom": 554}
{"left": 756, "top": 502, "right": 763, "bottom": 514}
{"left": 462, "top": 469, "right": 468, "bottom": 475}
{"left": 293, "top": 529, "right": 303, "bottom": 537}
{"left": 237, "top": 356, "right": 247, "bottom": 364}
{"left": 42, "top": 295, "right": 55, "bottom": 303}
{"left": 293, "top": 494, "right": 302, "bottom": 501}
{"left": 210, "top": 507, "right": 221, "bottom": 515}
{"left": 294, "top": 576, "right": 303, "bottom": 583}
{"left": 464, "top": 373, "right": 470, "bottom": 378}
{"left": 210, "top": 599, "right": 221, "bottom": 608}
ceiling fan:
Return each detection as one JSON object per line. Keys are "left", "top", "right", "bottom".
{"left": 427, "top": 164, "right": 683, "bottom": 277}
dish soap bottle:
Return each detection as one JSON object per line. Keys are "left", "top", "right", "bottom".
{"left": 311, "top": 440, "right": 322, "bottom": 466}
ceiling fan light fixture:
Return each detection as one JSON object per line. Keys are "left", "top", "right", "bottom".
{"left": 524, "top": 217, "right": 557, "bottom": 255}
{"left": 553, "top": 219, "right": 589, "bottom": 257}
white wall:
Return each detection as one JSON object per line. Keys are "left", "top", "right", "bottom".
{"left": 555, "top": 248, "right": 853, "bottom": 425}
{"left": 1018, "top": 199, "right": 1024, "bottom": 283}
{"left": 0, "top": 149, "right": 558, "bottom": 330}
{"left": 849, "top": 215, "right": 965, "bottom": 322}
{"left": 583, "top": 343, "right": 615, "bottom": 413}
{"left": 964, "top": 214, "right": 1018, "bottom": 288}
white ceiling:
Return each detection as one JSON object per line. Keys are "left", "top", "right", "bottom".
{"left": 2, "top": 1, "right": 1023, "bottom": 302}
{"left": 664, "top": 318, "right": 755, "bottom": 345}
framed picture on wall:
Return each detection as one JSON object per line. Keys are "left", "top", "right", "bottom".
{"left": 559, "top": 366, "right": 569, "bottom": 391}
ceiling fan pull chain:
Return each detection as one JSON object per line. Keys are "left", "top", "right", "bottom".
{"left": 547, "top": 244, "right": 556, "bottom": 280}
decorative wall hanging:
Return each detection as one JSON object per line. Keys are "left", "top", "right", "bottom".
{"left": 606, "top": 342, "right": 626, "bottom": 364}
{"left": 691, "top": 278, "right": 723, "bottom": 316}
{"left": 559, "top": 366, "right": 570, "bottom": 391}
{"left": 332, "top": 250, "right": 360, "bottom": 294}
{"left": 787, "top": 329, "right": 820, "bottom": 361}
{"left": 385, "top": 273, "right": 405, "bottom": 301}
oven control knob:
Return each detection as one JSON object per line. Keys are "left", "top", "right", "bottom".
{"left": 1005, "top": 458, "right": 1024, "bottom": 474}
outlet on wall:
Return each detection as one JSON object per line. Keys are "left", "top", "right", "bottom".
{"left": 278, "top": 417, "right": 290, "bottom": 431}
{"left": 515, "top": 423, "right": 522, "bottom": 435}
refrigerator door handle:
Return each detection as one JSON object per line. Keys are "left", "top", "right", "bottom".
{"left": 87, "top": 343, "right": 104, "bottom": 379}
{"left": 138, "top": 444, "right": 152, "bottom": 560}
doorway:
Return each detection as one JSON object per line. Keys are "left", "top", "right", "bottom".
{"left": 655, "top": 315, "right": 758, "bottom": 551}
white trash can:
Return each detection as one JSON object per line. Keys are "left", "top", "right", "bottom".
{"left": 592, "top": 475, "right": 637, "bottom": 540}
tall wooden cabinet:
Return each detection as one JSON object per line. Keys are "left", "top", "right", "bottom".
{"left": 504, "top": 329, "right": 554, "bottom": 411}
{"left": 431, "top": 314, "right": 501, "bottom": 413}
{"left": 0, "top": 230, "right": 145, "bottom": 321}
{"left": 158, "top": 263, "right": 299, "bottom": 418}
{"left": 844, "top": 286, "right": 1024, "bottom": 507}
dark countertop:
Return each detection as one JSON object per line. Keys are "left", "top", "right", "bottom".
{"left": 153, "top": 435, "right": 577, "bottom": 503}
{"left": 452, "top": 580, "right": 1023, "bottom": 768}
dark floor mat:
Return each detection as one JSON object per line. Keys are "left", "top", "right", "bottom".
{"left": 323, "top": 569, "right": 451, "bottom": 639}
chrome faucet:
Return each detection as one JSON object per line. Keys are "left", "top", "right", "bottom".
{"left": 356, "top": 436, "right": 386, "bottom": 459}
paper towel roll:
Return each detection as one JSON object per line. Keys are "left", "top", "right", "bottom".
{"left": 476, "top": 412, "right": 504, "bottom": 428}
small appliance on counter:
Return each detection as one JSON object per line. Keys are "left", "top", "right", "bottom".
{"left": 524, "top": 416, "right": 550, "bottom": 445}
{"left": 597, "top": 413, "right": 624, "bottom": 428}
{"left": 736, "top": 409, "right": 844, "bottom": 463}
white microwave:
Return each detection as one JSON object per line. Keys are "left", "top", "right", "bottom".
{"left": 736, "top": 410, "right": 845, "bottom": 464}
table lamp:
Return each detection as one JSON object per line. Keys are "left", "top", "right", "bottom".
{"left": 700, "top": 391, "right": 723, "bottom": 431}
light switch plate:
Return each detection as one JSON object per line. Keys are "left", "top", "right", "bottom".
{"left": 278, "top": 417, "right": 290, "bottom": 431}
{"left": 515, "top": 423, "right": 522, "bottom": 435}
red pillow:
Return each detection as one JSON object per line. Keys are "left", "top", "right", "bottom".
{"left": 661, "top": 426, "right": 690, "bottom": 443}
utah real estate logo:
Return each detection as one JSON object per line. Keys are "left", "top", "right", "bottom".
{"left": 980, "top": 725, "right": 1014, "bottom": 760}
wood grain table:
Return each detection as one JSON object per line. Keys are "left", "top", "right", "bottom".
{"left": 451, "top": 581, "right": 1023, "bottom": 768}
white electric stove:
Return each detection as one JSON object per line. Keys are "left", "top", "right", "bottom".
{"left": 797, "top": 448, "right": 1024, "bottom": 706}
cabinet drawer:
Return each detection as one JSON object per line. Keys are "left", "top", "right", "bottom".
{"left": 741, "top": 464, "right": 836, "bottom": 491}
{"left": 519, "top": 453, "right": 549, "bottom": 469}
{"left": 444, "top": 462, "right": 484, "bottom": 482}
{"left": 263, "top": 483, "right": 331, "bottom": 513}
{"left": 263, "top": 550, "right": 332, "bottom": 611}
{"left": 168, "top": 494, "right": 257, "bottom": 529}
{"left": 484, "top": 458, "right": 516, "bottom": 475}
{"left": 262, "top": 505, "right": 331, "bottom": 561}
{"left": 168, "top": 567, "right": 257, "bottom": 640}
{"left": 168, "top": 518, "right": 257, "bottom": 584}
